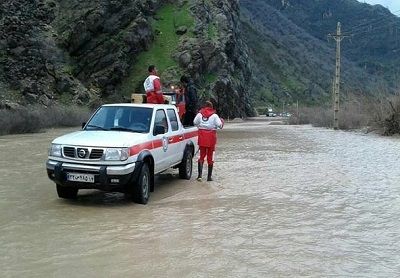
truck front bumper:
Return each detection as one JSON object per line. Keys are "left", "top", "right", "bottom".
{"left": 46, "top": 160, "right": 142, "bottom": 192}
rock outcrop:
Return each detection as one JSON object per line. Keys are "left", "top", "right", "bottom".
{"left": 0, "top": 0, "right": 254, "bottom": 117}
{"left": 175, "top": 0, "right": 253, "bottom": 118}
{"left": 0, "top": 0, "right": 164, "bottom": 107}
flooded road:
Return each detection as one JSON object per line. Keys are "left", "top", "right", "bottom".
{"left": 1, "top": 120, "right": 400, "bottom": 277}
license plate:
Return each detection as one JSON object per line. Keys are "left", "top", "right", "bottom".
{"left": 66, "top": 173, "right": 94, "bottom": 183}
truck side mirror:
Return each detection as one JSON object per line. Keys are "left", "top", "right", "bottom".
{"left": 81, "top": 122, "right": 86, "bottom": 129}
{"left": 154, "top": 125, "right": 165, "bottom": 135}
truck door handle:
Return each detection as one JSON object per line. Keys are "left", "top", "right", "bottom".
{"left": 179, "top": 136, "right": 183, "bottom": 140}
{"left": 168, "top": 138, "right": 174, "bottom": 143}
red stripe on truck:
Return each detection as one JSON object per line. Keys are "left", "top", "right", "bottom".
{"left": 128, "top": 130, "right": 198, "bottom": 157}
{"left": 129, "top": 139, "right": 163, "bottom": 156}
{"left": 168, "top": 134, "right": 182, "bottom": 143}
{"left": 152, "top": 139, "right": 163, "bottom": 148}
{"left": 184, "top": 130, "right": 198, "bottom": 139}
{"left": 129, "top": 142, "right": 154, "bottom": 156}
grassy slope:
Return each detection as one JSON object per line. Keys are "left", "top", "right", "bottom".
{"left": 119, "top": 3, "right": 194, "bottom": 97}
{"left": 241, "top": 19, "right": 309, "bottom": 108}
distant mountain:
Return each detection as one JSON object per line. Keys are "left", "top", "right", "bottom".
{"left": 240, "top": 0, "right": 400, "bottom": 107}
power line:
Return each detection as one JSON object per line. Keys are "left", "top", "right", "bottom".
{"left": 347, "top": 18, "right": 389, "bottom": 33}
{"left": 351, "top": 21, "right": 399, "bottom": 38}
{"left": 347, "top": 18, "right": 400, "bottom": 34}
{"left": 342, "top": 9, "right": 400, "bottom": 34}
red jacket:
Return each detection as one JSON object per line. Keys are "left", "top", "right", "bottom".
{"left": 194, "top": 107, "right": 223, "bottom": 149}
{"left": 145, "top": 75, "right": 164, "bottom": 104}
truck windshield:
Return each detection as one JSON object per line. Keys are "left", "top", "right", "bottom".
{"left": 85, "top": 106, "right": 153, "bottom": 133}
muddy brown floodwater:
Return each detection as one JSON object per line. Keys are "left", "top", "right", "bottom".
{"left": 1, "top": 119, "right": 400, "bottom": 277}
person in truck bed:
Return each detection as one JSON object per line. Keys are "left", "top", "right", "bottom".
{"left": 193, "top": 100, "right": 224, "bottom": 181}
{"left": 144, "top": 65, "right": 164, "bottom": 104}
{"left": 180, "top": 75, "right": 198, "bottom": 126}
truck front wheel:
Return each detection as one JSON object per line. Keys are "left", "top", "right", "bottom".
{"left": 56, "top": 184, "right": 78, "bottom": 199}
{"left": 179, "top": 149, "right": 193, "bottom": 180}
{"left": 132, "top": 163, "right": 150, "bottom": 204}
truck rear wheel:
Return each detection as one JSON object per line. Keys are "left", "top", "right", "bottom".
{"left": 132, "top": 163, "right": 150, "bottom": 204}
{"left": 179, "top": 149, "right": 193, "bottom": 180}
{"left": 56, "top": 184, "right": 78, "bottom": 199}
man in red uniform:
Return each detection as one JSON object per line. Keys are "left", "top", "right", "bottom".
{"left": 143, "top": 65, "right": 164, "bottom": 104}
{"left": 193, "top": 101, "right": 224, "bottom": 181}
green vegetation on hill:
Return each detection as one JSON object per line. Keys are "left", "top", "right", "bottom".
{"left": 252, "top": 0, "right": 400, "bottom": 90}
{"left": 207, "top": 23, "right": 218, "bottom": 40}
{"left": 240, "top": 0, "right": 395, "bottom": 111}
{"left": 119, "top": 3, "right": 194, "bottom": 97}
{"left": 241, "top": 13, "right": 329, "bottom": 108}
{"left": 1, "top": 0, "right": 255, "bottom": 132}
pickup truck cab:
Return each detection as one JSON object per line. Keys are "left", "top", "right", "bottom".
{"left": 46, "top": 104, "right": 198, "bottom": 204}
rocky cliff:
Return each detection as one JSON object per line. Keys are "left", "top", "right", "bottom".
{"left": 0, "top": 0, "right": 254, "bottom": 117}
{"left": 175, "top": 0, "right": 253, "bottom": 118}
{"left": 0, "top": 0, "right": 163, "bottom": 108}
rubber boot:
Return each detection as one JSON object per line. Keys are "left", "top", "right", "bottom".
{"left": 197, "top": 162, "right": 203, "bottom": 181}
{"left": 207, "top": 165, "right": 213, "bottom": 181}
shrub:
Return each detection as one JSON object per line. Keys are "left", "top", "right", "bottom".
{"left": 288, "top": 100, "right": 372, "bottom": 130}
{"left": 379, "top": 98, "right": 400, "bottom": 136}
{"left": 288, "top": 106, "right": 332, "bottom": 127}
{"left": 0, "top": 105, "right": 91, "bottom": 135}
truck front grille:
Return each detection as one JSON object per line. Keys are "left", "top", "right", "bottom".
{"left": 63, "top": 146, "right": 104, "bottom": 160}
{"left": 89, "top": 149, "right": 104, "bottom": 159}
{"left": 63, "top": 147, "right": 75, "bottom": 158}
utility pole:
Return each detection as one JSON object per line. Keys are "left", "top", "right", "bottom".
{"left": 331, "top": 78, "right": 335, "bottom": 111}
{"left": 328, "top": 22, "right": 349, "bottom": 130}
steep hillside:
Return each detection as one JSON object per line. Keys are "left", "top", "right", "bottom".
{"left": 119, "top": 0, "right": 254, "bottom": 117}
{"left": 1, "top": 0, "right": 160, "bottom": 107}
{"left": 240, "top": 0, "right": 390, "bottom": 107}
{"left": 0, "top": 0, "right": 254, "bottom": 117}
{"left": 245, "top": 0, "right": 400, "bottom": 92}
{"left": 3, "top": 0, "right": 397, "bottom": 116}
{"left": 263, "top": 0, "right": 400, "bottom": 67}
{"left": 240, "top": 0, "right": 400, "bottom": 108}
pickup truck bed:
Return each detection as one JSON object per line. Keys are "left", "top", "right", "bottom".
{"left": 46, "top": 104, "right": 198, "bottom": 204}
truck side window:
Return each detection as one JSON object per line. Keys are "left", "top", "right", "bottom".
{"left": 167, "top": 109, "right": 179, "bottom": 131}
{"left": 154, "top": 109, "right": 168, "bottom": 134}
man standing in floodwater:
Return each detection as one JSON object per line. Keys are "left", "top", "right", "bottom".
{"left": 193, "top": 100, "right": 224, "bottom": 182}
{"left": 144, "top": 65, "right": 164, "bottom": 104}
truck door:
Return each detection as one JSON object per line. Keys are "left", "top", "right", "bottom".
{"left": 152, "top": 109, "right": 170, "bottom": 172}
{"left": 166, "top": 108, "right": 184, "bottom": 164}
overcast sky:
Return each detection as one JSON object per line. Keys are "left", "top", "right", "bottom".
{"left": 361, "top": 0, "right": 400, "bottom": 14}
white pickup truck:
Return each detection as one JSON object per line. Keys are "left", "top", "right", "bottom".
{"left": 46, "top": 104, "right": 198, "bottom": 204}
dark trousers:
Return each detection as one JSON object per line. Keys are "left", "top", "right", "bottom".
{"left": 183, "top": 111, "right": 196, "bottom": 126}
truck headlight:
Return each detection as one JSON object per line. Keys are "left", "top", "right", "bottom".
{"left": 49, "top": 144, "right": 62, "bottom": 157}
{"left": 104, "top": 148, "right": 129, "bottom": 161}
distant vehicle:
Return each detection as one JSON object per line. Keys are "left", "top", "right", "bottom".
{"left": 265, "top": 108, "right": 276, "bottom": 117}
